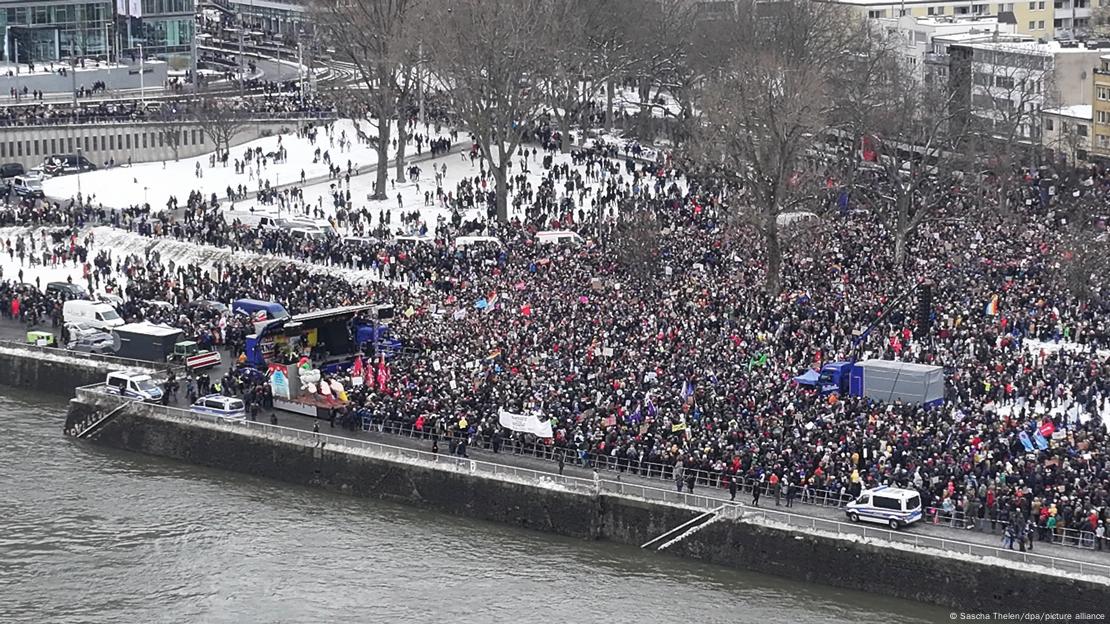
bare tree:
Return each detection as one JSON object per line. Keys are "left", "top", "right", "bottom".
{"left": 153, "top": 102, "right": 189, "bottom": 161}
{"left": 846, "top": 70, "right": 975, "bottom": 268}
{"left": 687, "top": 0, "right": 867, "bottom": 294}
{"left": 317, "top": 0, "right": 422, "bottom": 200}
{"left": 192, "top": 96, "right": 248, "bottom": 158}
{"left": 429, "top": 0, "right": 554, "bottom": 222}
{"left": 624, "top": 0, "right": 697, "bottom": 141}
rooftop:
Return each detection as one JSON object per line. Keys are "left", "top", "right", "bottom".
{"left": 1043, "top": 104, "right": 1093, "bottom": 120}
{"left": 961, "top": 40, "right": 1109, "bottom": 54}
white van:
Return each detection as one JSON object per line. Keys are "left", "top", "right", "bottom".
{"left": 63, "top": 300, "right": 124, "bottom": 330}
{"left": 846, "top": 486, "right": 923, "bottom": 529}
{"left": 535, "top": 230, "right": 584, "bottom": 246}
{"left": 10, "top": 175, "right": 44, "bottom": 198}
{"left": 455, "top": 235, "right": 503, "bottom": 248}
{"left": 104, "top": 371, "right": 164, "bottom": 402}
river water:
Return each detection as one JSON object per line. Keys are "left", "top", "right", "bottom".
{"left": 0, "top": 387, "right": 947, "bottom": 624}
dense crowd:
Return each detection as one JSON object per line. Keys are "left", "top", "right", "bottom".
{"left": 3, "top": 113, "right": 1110, "bottom": 553}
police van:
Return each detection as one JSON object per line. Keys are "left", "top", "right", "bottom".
{"left": 845, "top": 486, "right": 923, "bottom": 530}
{"left": 190, "top": 394, "right": 247, "bottom": 422}
{"left": 104, "top": 371, "right": 164, "bottom": 402}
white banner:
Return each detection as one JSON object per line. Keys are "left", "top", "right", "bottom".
{"left": 116, "top": 0, "right": 142, "bottom": 18}
{"left": 498, "top": 408, "right": 553, "bottom": 438}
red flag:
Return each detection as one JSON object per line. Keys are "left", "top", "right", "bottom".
{"left": 1038, "top": 421, "right": 1055, "bottom": 438}
{"left": 377, "top": 355, "right": 390, "bottom": 392}
{"left": 351, "top": 355, "right": 363, "bottom": 378}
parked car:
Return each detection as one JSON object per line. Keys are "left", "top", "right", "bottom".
{"left": 183, "top": 300, "right": 228, "bottom": 315}
{"left": 62, "top": 299, "right": 122, "bottom": 330}
{"left": 190, "top": 394, "right": 247, "bottom": 421}
{"left": 845, "top": 486, "right": 923, "bottom": 530}
{"left": 10, "top": 175, "right": 44, "bottom": 198}
{"left": 0, "top": 162, "right": 25, "bottom": 179}
{"left": 64, "top": 322, "right": 115, "bottom": 354}
{"left": 104, "top": 371, "right": 163, "bottom": 402}
{"left": 47, "top": 281, "right": 89, "bottom": 301}
{"left": 42, "top": 154, "right": 96, "bottom": 176}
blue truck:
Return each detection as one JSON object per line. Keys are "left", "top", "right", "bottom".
{"left": 801, "top": 359, "right": 944, "bottom": 408}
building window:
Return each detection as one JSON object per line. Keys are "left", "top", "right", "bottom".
{"left": 1039, "top": 1, "right": 1045, "bottom": 8}
{"left": 1046, "top": 118, "right": 1055, "bottom": 131}
{"left": 93, "top": 136, "right": 99, "bottom": 151}
{"left": 1099, "top": 134, "right": 1110, "bottom": 147}
{"left": 1099, "top": 110, "right": 1110, "bottom": 123}
{"left": 1029, "top": 20, "right": 1037, "bottom": 28}
{"left": 1029, "top": 1, "right": 1036, "bottom": 7}
{"left": 1039, "top": 19, "right": 1045, "bottom": 27}
{"left": 1098, "top": 87, "right": 1110, "bottom": 101}
{"left": 1079, "top": 124, "right": 1089, "bottom": 136}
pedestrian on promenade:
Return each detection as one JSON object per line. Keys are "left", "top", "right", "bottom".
{"left": 558, "top": 451, "right": 565, "bottom": 475}
{"left": 728, "top": 475, "right": 737, "bottom": 502}
{"left": 752, "top": 478, "right": 761, "bottom": 507}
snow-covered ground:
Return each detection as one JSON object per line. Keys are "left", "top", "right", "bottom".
{"left": 0, "top": 224, "right": 398, "bottom": 302}
{"left": 983, "top": 338, "right": 1110, "bottom": 431}
{"left": 230, "top": 143, "right": 680, "bottom": 237}
{"left": 0, "top": 226, "right": 87, "bottom": 287}
{"left": 42, "top": 119, "right": 452, "bottom": 210}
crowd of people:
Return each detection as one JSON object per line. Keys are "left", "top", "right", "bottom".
{"left": 3, "top": 109, "right": 1110, "bottom": 554}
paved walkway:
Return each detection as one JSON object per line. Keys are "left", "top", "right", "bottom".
{"left": 248, "top": 400, "right": 1110, "bottom": 569}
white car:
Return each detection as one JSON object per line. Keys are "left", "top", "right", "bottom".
{"left": 190, "top": 394, "right": 247, "bottom": 421}
{"left": 846, "top": 486, "right": 923, "bottom": 530}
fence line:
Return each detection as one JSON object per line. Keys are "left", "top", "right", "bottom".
{"left": 359, "top": 421, "right": 1107, "bottom": 554}
{"left": 72, "top": 389, "right": 1110, "bottom": 578}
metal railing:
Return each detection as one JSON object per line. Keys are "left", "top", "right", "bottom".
{"left": 363, "top": 422, "right": 1109, "bottom": 554}
{"left": 131, "top": 399, "right": 600, "bottom": 495}
{"left": 924, "top": 505, "right": 1101, "bottom": 549}
{"left": 0, "top": 339, "right": 171, "bottom": 371}
{"left": 73, "top": 389, "right": 1110, "bottom": 578}
{"left": 604, "top": 479, "right": 1110, "bottom": 578}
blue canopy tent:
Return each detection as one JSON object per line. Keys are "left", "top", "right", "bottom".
{"left": 793, "top": 369, "right": 821, "bottom": 387}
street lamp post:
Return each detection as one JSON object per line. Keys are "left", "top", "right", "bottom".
{"left": 237, "top": 9, "right": 245, "bottom": 97}
{"left": 76, "top": 147, "right": 83, "bottom": 202}
{"left": 138, "top": 43, "right": 144, "bottom": 104}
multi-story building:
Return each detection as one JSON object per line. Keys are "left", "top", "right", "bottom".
{"left": 0, "top": 0, "right": 192, "bottom": 64}
{"left": 137, "top": 0, "right": 196, "bottom": 57}
{"left": 1090, "top": 55, "right": 1110, "bottom": 156}
{"left": 825, "top": 0, "right": 1091, "bottom": 39}
{"left": 949, "top": 39, "right": 1103, "bottom": 141}
{"left": 0, "top": 0, "right": 115, "bottom": 63}
{"left": 1041, "top": 103, "right": 1092, "bottom": 161}
{"left": 877, "top": 14, "right": 1019, "bottom": 80}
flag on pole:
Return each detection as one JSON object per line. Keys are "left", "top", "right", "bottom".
{"left": 351, "top": 355, "right": 364, "bottom": 386}
{"left": 377, "top": 355, "right": 390, "bottom": 393}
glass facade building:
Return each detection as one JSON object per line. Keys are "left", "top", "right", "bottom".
{"left": 0, "top": 1, "right": 114, "bottom": 62}
{"left": 0, "top": 0, "right": 194, "bottom": 63}
{"left": 139, "top": 0, "right": 194, "bottom": 55}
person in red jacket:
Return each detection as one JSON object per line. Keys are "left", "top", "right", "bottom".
{"left": 10, "top": 295, "right": 19, "bottom": 320}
